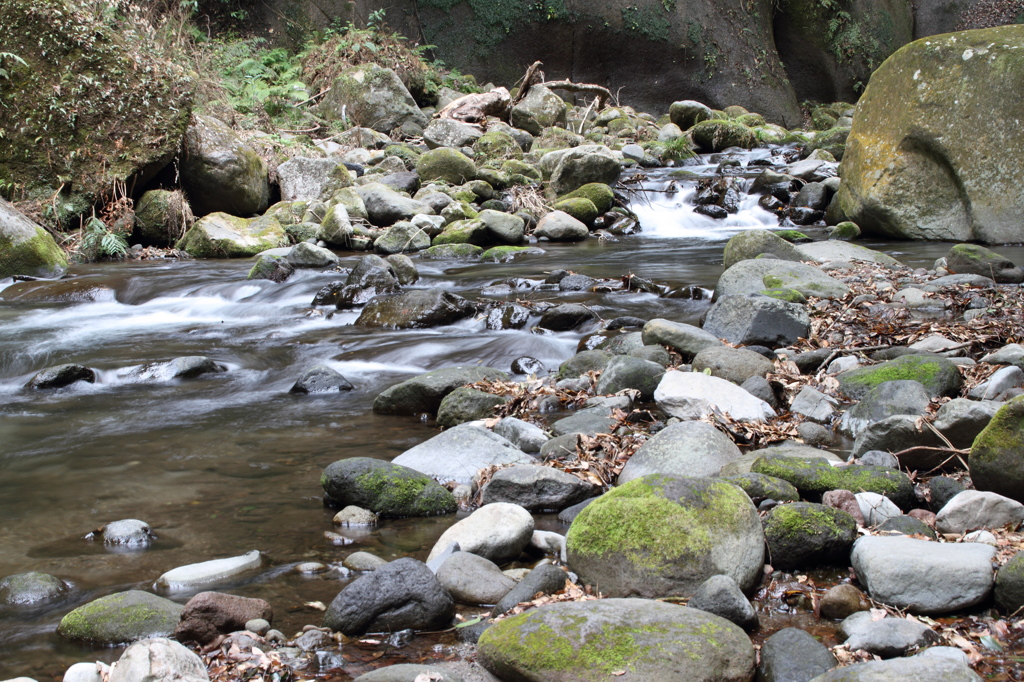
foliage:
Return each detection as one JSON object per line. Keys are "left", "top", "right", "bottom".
{"left": 211, "top": 41, "right": 308, "bottom": 117}
{"left": 0, "top": 52, "right": 27, "bottom": 80}
{"left": 79, "top": 215, "right": 129, "bottom": 260}
{"left": 644, "top": 136, "right": 696, "bottom": 163}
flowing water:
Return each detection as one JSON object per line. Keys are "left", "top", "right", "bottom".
{"left": 2, "top": 156, "right": 1023, "bottom": 679}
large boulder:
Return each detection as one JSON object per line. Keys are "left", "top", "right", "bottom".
{"left": 174, "top": 592, "right": 272, "bottom": 645}
{"left": 416, "top": 148, "right": 477, "bottom": 185}
{"left": 354, "top": 289, "right": 477, "bottom": 329}
{"left": 751, "top": 455, "right": 914, "bottom": 508}
{"left": 57, "top": 590, "right": 183, "bottom": 645}
{"left": 107, "top": 638, "right": 208, "bottom": 682}
{"left": 691, "top": 346, "right": 775, "bottom": 385}
{"left": 618, "top": 421, "right": 741, "bottom": 484}
{"left": 702, "top": 294, "right": 810, "bottom": 347}
{"left": 946, "top": 243, "right": 1024, "bottom": 283}
{"left": 392, "top": 424, "right": 534, "bottom": 486}
{"left": 0, "top": 200, "right": 68, "bottom": 279}
{"left": 180, "top": 115, "right": 269, "bottom": 217}
{"left": 722, "top": 229, "right": 806, "bottom": 270}
{"left": 543, "top": 146, "right": 621, "bottom": 195}
{"left": 566, "top": 475, "right": 764, "bottom": 598}
{"left": 970, "top": 395, "right": 1024, "bottom": 502}
{"left": 654, "top": 370, "right": 776, "bottom": 422}
{"left": 355, "top": 182, "right": 434, "bottom": 227}
{"left": 510, "top": 85, "right": 567, "bottom": 135}
{"left": 477, "top": 599, "right": 755, "bottom": 681}
{"left": 837, "top": 25, "right": 1024, "bottom": 244}
{"left": 373, "top": 366, "right": 507, "bottom": 415}
{"left": 837, "top": 354, "right": 963, "bottom": 400}
{"left": 715, "top": 259, "right": 850, "bottom": 299}
{"left": 317, "top": 64, "right": 428, "bottom": 133}
{"left": 277, "top": 157, "right": 354, "bottom": 202}
{"left": 176, "top": 213, "right": 288, "bottom": 258}
{"left": 321, "top": 457, "right": 457, "bottom": 517}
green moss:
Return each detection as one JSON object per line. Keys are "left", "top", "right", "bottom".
{"left": 551, "top": 197, "right": 599, "bottom": 225}
{"left": 759, "top": 287, "right": 807, "bottom": 303}
{"left": 421, "top": 243, "right": 483, "bottom": 260}
{"left": 57, "top": 591, "right": 180, "bottom": 643}
{"left": 763, "top": 275, "right": 784, "bottom": 289}
{"left": 971, "top": 396, "right": 1024, "bottom": 464}
{"left": 776, "top": 230, "right": 810, "bottom": 242}
{"left": 481, "top": 245, "right": 534, "bottom": 261}
{"left": 559, "top": 183, "right": 615, "bottom": 213}
{"left": 690, "top": 119, "right": 757, "bottom": 152}
{"left": 751, "top": 455, "right": 911, "bottom": 504}
{"left": 0, "top": 226, "right": 68, "bottom": 279}
{"left": 839, "top": 356, "right": 949, "bottom": 395}
{"left": 768, "top": 504, "right": 849, "bottom": 540}
{"left": 352, "top": 466, "right": 456, "bottom": 516}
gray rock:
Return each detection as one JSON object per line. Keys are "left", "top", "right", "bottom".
{"left": 839, "top": 380, "right": 931, "bottom": 438}
{"left": 322, "top": 558, "right": 454, "bottom": 636}
{"left": 510, "top": 85, "right": 566, "bottom": 135}
{"left": 315, "top": 203, "right": 355, "bottom": 246}
{"left": 742, "top": 375, "right": 780, "bottom": 409}
{"left": 933, "top": 398, "right": 1000, "bottom": 449}
{"left": 478, "top": 210, "right": 525, "bottom": 245}
{"left": 669, "top": 100, "right": 712, "bottom": 130}
{"left": 25, "top": 363, "right": 95, "bottom": 389}
{"left": 715, "top": 259, "right": 850, "bottom": 300}
{"left": 427, "top": 503, "right": 534, "bottom": 565}
{"left": 436, "top": 387, "right": 508, "bottom": 429}
{"left": 855, "top": 450, "right": 899, "bottom": 469}
{"left": 424, "top": 118, "right": 484, "bottom": 149}
{"left": 550, "top": 410, "right": 617, "bottom": 438}
{"left": 849, "top": 415, "right": 946, "bottom": 467}
{"left": 928, "top": 476, "right": 966, "bottom": 512}
{"left": 373, "top": 366, "right": 507, "bottom": 415}
{"left": 318, "top": 64, "right": 427, "bottom": 134}
{"left": 394, "top": 425, "right": 534, "bottom": 485}
{"left": 850, "top": 535, "right": 996, "bottom": 613}
{"left": 946, "top": 243, "right": 1024, "bottom": 284}
{"left": 290, "top": 365, "right": 354, "bottom": 394}
{"left": 797, "top": 241, "right": 900, "bottom": 266}
{"left": 838, "top": 355, "right": 963, "bottom": 401}
{"left": 703, "top": 294, "right": 810, "bottom": 348}
{"left": 248, "top": 254, "right": 294, "bottom": 282}
{"left": 0, "top": 572, "right": 69, "bottom": 605}
{"left": 277, "top": 157, "right": 353, "bottom": 202}
{"left": 537, "top": 303, "right": 597, "bottom": 331}
{"left": 180, "top": 115, "right": 269, "bottom": 217}
{"left": 492, "top": 564, "right": 568, "bottom": 616}
{"left": 539, "top": 433, "right": 581, "bottom": 462}
{"left": 493, "top": 418, "right": 548, "bottom": 454}
{"left": 935, "top": 490, "right": 1024, "bottom": 533}
{"left": 107, "top": 638, "right": 208, "bottom": 682}
{"left": 764, "top": 502, "right": 858, "bottom": 570}
{"left": 373, "top": 222, "right": 431, "bottom": 254}
{"left": 355, "top": 182, "right": 434, "bottom": 227}
{"left": 969, "top": 365, "right": 1024, "bottom": 400}
{"left": 723, "top": 473, "right": 799, "bottom": 505}
{"left": 692, "top": 345, "right": 775, "bottom": 385}
{"left": 641, "top": 318, "right": 723, "bottom": 359}
{"left": 618, "top": 420, "right": 741, "bottom": 484}
{"left": 593, "top": 355, "right": 665, "bottom": 399}
{"left": 758, "top": 627, "right": 836, "bottom": 682}
{"left": 436, "top": 552, "right": 515, "bottom": 606}
{"left": 0, "top": 199, "right": 68, "bottom": 279}
{"left": 878, "top": 515, "right": 936, "bottom": 538}
{"left": 856, "top": 492, "right": 903, "bottom": 526}
{"left": 386, "top": 253, "right": 418, "bottom": 285}
{"left": 344, "top": 552, "right": 388, "bottom": 571}
{"left": 174, "top": 591, "right": 272, "bottom": 645}
{"left": 480, "top": 465, "right": 594, "bottom": 511}
{"left": 722, "top": 229, "right": 807, "bottom": 270}
{"left": 808, "top": 656, "right": 981, "bottom": 681}
{"left": 356, "top": 289, "right": 476, "bottom": 329}
{"left": 545, "top": 145, "right": 621, "bottom": 195}
{"left": 97, "top": 519, "right": 154, "bottom": 547}
{"left": 57, "top": 591, "right": 183, "bottom": 645}
{"left": 655, "top": 370, "right": 776, "bottom": 422}
{"left": 791, "top": 386, "right": 838, "bottom": 423}
{"left": 995, "top": 550, "right": 1024, "bottom": 613}
{"left": 155, "top": 551, "right": 262, "bottom": 591}
{"left": 124, "top": 356, "right": 226, "bottom": 383}
{"left": 841, "top": 611, "right": 939, "bottom": 657}
{"left": 820, "top": 583, "right": 870, "bottom": 621}
{"left": 354, "top": 664, "right": 465, "bottom": 682}
{"left": 533, "top": 210, "right": 589, "bottom": 242}
{"left": 558, "top": 349, "right": 613, "bottom": 378}
{"left": 688, "top": 574, "right": 757, "bottom": 631}
{"left": 321, "top": 457, "right": 457, "bottom": 517}
{"left": 61, "top": 662, "right": 107, "bottom": 682}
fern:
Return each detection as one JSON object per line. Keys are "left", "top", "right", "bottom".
{"left": 80, "top": 216, "right": 128, "bottom": 261}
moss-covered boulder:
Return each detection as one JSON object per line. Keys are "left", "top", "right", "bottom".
{"left": 481, "top": 245, "right": 539, "bottom": 262}
{"left": 566, "top": 475, "right": 764, "bottom": 598}
{"left": 176, "top": 213, "right": 288, "bottom": 258}
{"left": 57, "top": 590, "right": 183, "bottom": 645}
{"left": 355, "top": 289, "right": 477, "bottom": 329}
{"left": 716, "top": 258, "right": 850, "bottom": 299}
{"left": 690, "top": 120, "right": 757, "bottom": 152}
{"left": 551, "top": 197, "right": 599, "bottom": 226}
{"left": 321, "top": 457, "right": 456, "bottom": 517}
{"left": 0, "top": 0, "right": 192, "bottom": 220}
{"left": 544, "top": 145, "right": 621, "bottom": 195}
{"left": 723, "top": 473, "right": 799, "bottom": 505}
{"left": 510, "top": 85, "right": 567, "bottom": 135}
{"left": 837, "top": 354, "right": 963, "bottom": 400}
{"left": 558, "top": 183, "right": 616, "bottom": 213}
{"left": 477, "top": 599, "right": 755, "bottom": 681}
{"left": 432, "top": 219, "right": 489, "bottom": 246}
{"left": 946, "top": 243, "right": 1024, "bottom": 284}
{"left": 970, "top": 395, "right": 1024, "bottom": 503}
{"left": 416, "top": 148, "right": 477, "bottom": 185}
{"left": 316, "top": 64, "right": 428, "bottom": 134}
{"left": 669, "top": 100, "right": 713, "bottom": 130}
{"left": 837, "top": 26, "right": 1024, "bottom": 243}
{"left": 806, "top": 126, "right": 851, "bottom": 161}
{"left": 831, "top": 221, "right": 861, "bottom": 240}
{"left": 722, "top": 229, "right": 807, "bottom": 270}
{"left": 750, "top": 455, "right": 914, "bottom": 508}
{"left": 0, "top": 200, "right": 67, "bottom": 279}
{"left": 133, "top": 190, "right": 191, "bottom": 246}
{"left": 995, "top": 550, "right": 1024, "bottom": 614}
{"left": 763, "top": 502, "right": 858, "bottom": 570}
{"left": 180, "top": 115, "right": 269, "bottom": 218}
{"left": 421, "top": 243, "right": 483, "bottom": 260}
{"left": 473, "top": 130, "right": 523, "bottom": 162}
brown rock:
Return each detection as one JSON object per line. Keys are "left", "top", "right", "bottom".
{"left": 908, "top": 508, "right": 937, "bottom": 529}
{"left": 822, "top": 489, "right": 865, "bottom": 525}
{"left": 174, "top": 591, "right": 273, "bottom": 644}
{"left": 820, "top": 583, "right": 870, "bottom": 620}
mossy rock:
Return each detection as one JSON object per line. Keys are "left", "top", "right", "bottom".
{"left": 321, "top": 457, "right": 456, "bottom": 517}
{"left": 247, "top": 254, "right": 293, "bottom": 282}
{"left": 176, "top": 212, "right": 289, "bottom": 258}
{"left": 970, "top": 395, "right": 1024, "bottom": 503}
{"left": 263, "top": 200, "right": 308, "bottom": 227}
{"left": 759, "top": 288, "right": 807, "bottom": 303}
{"left": 557, "top": 350, "right": 613, "bottom": 379}
{"left": 432, "top": 218, "right": 490, "bottom": 246}
{"left": 477, "top": 599, "right": 755, "bottom": 681}
{"left": 722, "top": 229, "right": 806, "bottom": 271}
{"left": 811, "top": 108, "right": 839, "bottom": 131}
{"left": 723, "top": 472, "right": 799, "bottom": 504}
{"left": 837, "top": 355, "right": 963, "bottom": 400}
{"left": 565, "top": 475, "right": 764, "bottom": 598}
{"left": 421, "top": 244, "right": 483, "bottom": 260}
{"left": 536, "top": 126, "right": 586, "bottom": 149}
{"left": 284, "top": 222, "right": 320, "bottom": 243}
{"left": 134, "top": 189, "right": 191, "bottom": 246}
{"left": 57, "top": 590, "right": 183, "bottom": 645}
{"left": 750, "top": 455, "right": 914, "bottom": 508}
{"left": 807, "top": 126, "right": 851, "bottom": 161}
{"left": 501, "top": 160, "right": 542, "bottom": 182}
{"left": 995, "top": 550, "right": 1024, "bottom": 613}
{"left": 689, "top": 120, "right": 757, "bottom": 152}
{"left": 0, "top": 571, "right": 69, "bottom": 605}
{"left": 416, "top": 148, "right": 477, "bottom": 185}
{"left": 436, "top": 386, "right": 509, "bottom": 429}
{"left": 474, "top": 131, "right": 523, "bottom": 162}
{"left": 558, "top": 183, "right": 615, "bottom": 213}
{"left": 763, "top": 502, "right": 858, "bottom": 570}
{"left": 735, "top": 113, "right": 766, "bottom": 128}
{"left": 551, "top": 197, "right": 599, "bottom": 226}
{"left": 723, "top": 105, "right": 750, "bottom": 118}
{"left": 831, "top": 221, "right": 861, "bottom": 240}
{"left": 180, "top": 115, "right": 270, "bottom": 217}
{"left": 481, "top": 245, "right": 540, "bottom": 262}
{"left": 383, "top": 144, "right": 422, "bottom": 171}
{"left": 372, "top": 365, "right": 508, "bottom": 416}
{"left": 0, "top": 200, "right": 68, "bottom": 279}
{"left": 775, "top": 230, "right": 811, "bottom": 243}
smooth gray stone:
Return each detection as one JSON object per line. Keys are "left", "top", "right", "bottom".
{"left": 492, "top": 564, "right": 569, "bottom": 616}
{"left": 426, "top": 503, "right": 534, "bottom": 565}
{"left": 436, "top": 552, "right": 515, "bottom": 606}
{"left": 618, "top": 420, "right": 741, "bottom": 484}
{"left": 107, "top": 638, "right": 207, "bottom": 682}
{"left": 838, "top": 380, "right": 931, "bottom": 438}
{"left": 758, "top": 627, "right": 836, "bottom": 682}
{"left": 392, "top": 424, "right": 533, "bottom": 486}
{"left": 493, "top": 417, "right": 548, "bottom": 454}
{"left": 935, "top": 490, "right": 1024, "bottom": 534}
{"left": 808, "top": 656, "right": 981, "bottom": 681}
{"left": 155, "top": 551, "right": 262, "bottom": 590}
{"left": 840, "top": 611, "right": 940, "bottom": 657}
{"left": 687, "top": 574, "right": 757, "bottom": 631}
{"left": 480, "top": 465, "right": 594, "bottom": 511}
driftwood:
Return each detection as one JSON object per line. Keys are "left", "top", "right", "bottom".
{"left": 437, "top": 88, "right": 511, "bottom": 125}
{"left": 511, "top": 60, "right": 611, "bottom": 110}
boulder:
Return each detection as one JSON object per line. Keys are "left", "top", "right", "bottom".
{"left": 277, "top": 157, "right": 353, "bottom": 202}
{"left": 509, "top": 85, "right": 567, "bottom": 135}
{"left": 373, "top": 366, "right": 507, "bottom": 415}
{"left": 654, "top": 370, "right": 776, "bottom": 422}
{"left": 969, "top": 395, "right": 1024, "bottom": 502}
{"left": 107, "top": 638, "right": 208, "bottom": 682}
{"left": 353, "top": 664, "right": 463, "bottom": 682}
{"left": 290, "top": 365, "right": 354, "bottom": 394}
{"left": 758, "top": 627, "right": 836, "bottom": 682}
{"left": 796, "top": 240, "right": 901, "bottom": 266}
{"left": 715, "top": 259, "right": 850, "bottom": 299}
{"left": 355, "top": 289, "right": 476, "bottom": 329}
{"left": 839, "top": 380, "right": 931, "bottom": 438}
{"left": 174, "top": 592, "right": 272, "bottom": 645}
{"left": 566, "top": 475, "right": 764, "bottom": 597}
{"left": 373, "top": 222, "right": 431, "bottom": 254}
{"left": 850, "top": 535, "right": 996, "bottom": 614}
{"left": 558, "top": 350, "right": 613, "bottom": 379}
{"left": 763, "top": 502, "right": 858, "bottom": 569}
{"left": 837, "top": 355, "right": 963, "bottom": 400}
{"left": 155, "top": 551, "right": 261, "bottom": 590}
{"left": 723, "top": 473, "right": 799, "bottom": 505}
{"left": 751, "top": 455, "right": 914, "bottom": 508}
{"left": 995, "top": 551, "right": 1024, "bottom": 613}
{"left": 669, "top": 100, "right": 713, "bottom": 130}
{"left": 321, "top": 457, "right": 457, "bottom": 517}
{"left": 423, "top": 118, "right": 485, "bottom": 149}
{"left": 317, "top": 64, "right": 427, "bottom": 133}
{"left": 57, "top": 591, "right": 183, "bottom": 645}
{"left": 790, "top": 386, "right": 838, "bottom": 423}
{"left": 0, "top": 572, "right": 69, "bottom": 605}
{"left": 820, "top": 584, "right": 870, "bottom": 621}
{"left": 690, "top": 119, "right": 756, "bottom": 152}
{"left": 477, "top": 599, "right": 754, "bottom": 681}
{"left": 492, "top": 564, "right": 568, "bottom": 616}
{"left": 393, "top": 424, "right": 534, "bottom": 486}
{"left": 934, "top": 490, "right": 1024, "bottom": 534}
{"left": 545, "top": 145, "right": 621, "bottom": 195}
{"left": 177, "top": 213, "right": 288, "bottom": 258}
{"left": 533, "top": 211, "right": 589, "bottom": 242}
{"left": 287, "top": 242, "right": 340, "bottom": 268}
{"left": 593, "top": 355, "right": 665, "bottom": 400}
{"left": 493, "top": 417, "right": 548, "bottom": 454}
{"left": 435, "top": 552, "right": 515, "bottom": 605}
{"left": 480, "top": 465, "right": 594, "bottom": 511}
{"left": 691, "top": 345, "right": 775, "bottom": 385}
{"left": 641, "top": 319, "right": 722, "bottom": 359}
{"left": 180, "top": 115, "right": 269, "bottom": 217}
{"left": 416, "top": 148, "right": 477, "bottom": 185}
{"left": 849, "top": 415, "right": 947, "bottom": 466}
{"left": 322, "top": 558, "right": 454, "bottom": 636}
{"left": 722, "top": 229, "right": 807, "bottom": 270}
{"left": 687, "top": 574, "right": 757, "bottom": 631}
{"left": 0, "top": 200, "right": 68, "bottom": 279}
{"left": 618, "top": 420, "right": 741, "bottom": 484}
{"left": 355, "top": 183, "right": 434, "bottom": 227}
{"left": 840, "top": 611, "right": 940, "bottom": 657}
{"left": 537, "top": 303, "right": 598, "bottom": 331}
{"left": 808, "top": 656, "right": 981, "bottom": 681}
{"left": 25, "top": 364, "right": 95, "bottom": 389}
{"left": 436, "top": 387, "right": 508, "bottom": 429}
{"left": 426, "top": 503, "right": 535, "bottom": 565}
{"left": 702, "top": 294, "right": 810, "bottom": 347}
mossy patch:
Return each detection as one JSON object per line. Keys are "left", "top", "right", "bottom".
{"left": 837, "top": 354, "right": 962, "bottom": 400}
{"left": 322, "top": 457, "right": 457, "bottom": 517}
{"left": 57, "top": 590, "right": 182, "bottom": 644}
{"left": 558, "top": 182, "right": 615, "bottom": 213}
{"left": 751, "top": 455, "right": 913, "bottom": 507}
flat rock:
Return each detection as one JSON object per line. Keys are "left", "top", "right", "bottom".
{"left": 174, "top": 591, "right": 272, "bottom": 645}
{"left": 392, "top": 424, "right": 534, "bottom": 486}
{"left": 655, "top": 370, "right": 776, "bottom": 422}
{"left": 759, "top": 627, "right": 836, "bottom": 682}
{"left": 808, "top": 656, "right": 981, "bottom": 680}
{"left": 155, "top": 551, "right": 262, "bottom": 591}
{"left": 841, "top": 611, "right": 939, "bottom": 657}
{"left": 691, "top": 345, "right": 775, "bottom": 385}
{"left": 703, "top": 294, "right": 810, "bottom": 348}
{"left": 935, "top": 490, "right": 1024, "bottom": 534}
{"left": 715, "top": 259, "right": 850, "bottom": 300}
{"left": 641, "top": 319, "right": 722, "bottom": 359}
{"left": 480, "top": 465, "right": 594, "bottom": 511}
{"left": 618, "top": 420, "right": 741, "bottom": 484}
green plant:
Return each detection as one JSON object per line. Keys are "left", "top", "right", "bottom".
{"left": 80, "top": 215, "right": 129, "bottom": 260}
{"left": 0, "top": 51, "right": 27, "bottom": 80}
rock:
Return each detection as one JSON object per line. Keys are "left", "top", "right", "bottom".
{"left": 879, "top": 515, "right": 936, "bottom": 538}
{"left": 344, "top": 552, "right": 388, "bottom": 572}
{"left": 716, "top": 258, "right": 850, "bottom": 301}
{"left": 107, "top": 638, "right": 208, "bottom": 682}
{"left": 618, "top": 421, "right": 741, "bottom": 484}
{"left": 334, "top": 507, "right": 379, "bottom": 527}
{"left": 355, "top": 183, "right": 434, "bottom": 227}
{"left": 248, "top": 254, "right": 294, "bottom": 282}
{"left": 537, "top": 303, "right": 597, "bottom": 331}
{"left": 723, "top": 473, "right": 799, "bottom": 505}
{"left": 58, "top": 591, "right": 183, "bottom": 645}
{"left": 322, "top": 558, "right": 454, "bottom": 636}
{"left": 550, "top": 410, "right": 617, "bottom": 438}
{"left": 839, "top": 380, "right": 931, "bottom": 438}
{"left": 493, "top": 418, "right": 548, "bottom": 454}
{"left": 837, "top": 355, "right": 963, "bottom": 401}
{"left": 841, "top": 611, "right": 940, "bottom": 657}
{"left": 96, "top": 519, "right": 155, "bottom": 547}
{"left": 790, "top": 386, "right": 838, "bottom": 423}
{"left": 0, "top": 200, "right": 69, "bottom": 279}
{"left": 62, "top": 662, "right": 107, "bottom": 682}
{"left": 982, "top": 344, "right": 1024, "bottom": 368}
{"left": 477, "top": 210, "right": 525, "bottom": 245}
{"left": 353, "top": 664, "right": 465, "bottom": 682}
{"left": 174, "top": 592, "right": 272, "bottom": 645}
{"left": 796, "top": 241, "right": 900, "bottom": 267}
{"left": 669, "top": 100, "right": 713, "bottom": 129}
{"left": 856, "top": 492, "right": 902, "bottom": 526}
{"left": 436, "top": 552, "right": 515, "bottom": 605}
{"left": 318, "top": 64, "right": 427, "bottom": 134}
{"left": 688, "top": 574, "right": 757, "bottom": 630}
{"left": 177, "top": 213, "right": 288, "bottom": 258}
{"left": 593, "top": 355, "right": 665, "bottom": 399}
{"left": 849, "top": 415, "right": 946, "bottom": 466}
{"left": 692, "top": 346, "right": 774, "bottom": 385}
{"left": 566, "top": 475, "right": 764, "bottom": 597}
{"left": 928, "top": 476, "right": 966, "bottom": 512}
{"left": 641, "top": 318, "right": 722, "bottom": 359}
{"left": 477, "top": 599, "right": 754, "bottom": 681}
{"left": 180, "top": 116, "right": 269, "bottom": 217}
{"left": 751, "top": 455, "right": 914, "bottom": 508}
{"left": 995, "top": 551, "right": 1024, "bottom": 613}
{"left": 0, "top": 572, "right": 69, "bottom": 605}
{"left": 436, "top": 387, "right": 508, "bottom": 429}
{"left": 155, "top": 551, "right": 262, "bottom": 590}
{"left": 763, "top": 502, "right": 858, "bottom": 570}
{"left": 290, "top": 365, "right": 353, "bottom": 394}
{"left": 416, "top": 148, "right": 478, "bottom": 186}
{"left": 427, "top": 503, "right": 535, "bottom": 565}
{"left": 546, "top": 145, "right": 621, "bottom": 195}
{"left": 932, "top": 399, "right": 999, "bottom": 450}
{"left": 423, "top": 118, "right": 485, "bottom": 150}
{"left": 373, "top": 366, "right": 507, "bottom": 415}
{"left": 969, "top": 365, "right": 1024, "bottom": 401}
{"left": 277, "top": 157, "right": 353, "bottom": 202}
{"left": 742, "top": 375, "right": 781, "bottom": 410}
{"left": 934, "top": 490, "right": 1024, "bottom": 534}
{"left": 722, "top": 230, "right": 807, "bottom": 270}
{"left": 558, "top": 350, "right": 612, "bottom": 379}
{"left": 373, "top": 222, "right": 431, "bottom": 254}
{"left": 321, "top": 457, "right": 457, "bottom": 517}
{"left": 510, "top": 85, "right": 566, "bottom": 135}
{"left": 492, "top": 564, "right": 568, "bottom": 616}
{"left": 690, "top": 119, "right": 756, "bottom": 152}
{"left": 355, "top": 290, "right": 477, "bottom": 329}
{"left": 969, "top": 395, "right": 1024, "bottom": 502}
{"left": 809, "top": 656, "right": 981, "bottom": 680}
{"left": 533, "top": 210, "right": 589, "bottom": 242}
{"left": 823, "top": 489, "right": 866, "bottom": 525}
{"left": 820, "top": 584, "right": 870, "bottom": 620}
{"left": 850, "top": 535, "right": 996, "bottom": 614}
{"left": 25, "top": 363, "right": 95, "bottom": 389}
{"left": 393, "top": 424, "right": 534, "bottom": 486}
{"left": 480, "top": 465, "right": 594, "bottom": 511}
{"left": 655, "top": 370, "right": 776, "bottom": 422}
{"left": 758, "top": 627, "right": 836, "bottom": 682}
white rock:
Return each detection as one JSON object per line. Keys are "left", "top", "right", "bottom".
{"left": 968, "top": 365, "right": 1024, "bottom": 400}
{"left": 981, "top": 344, "right": 1024, "bottom": 365}
{"left": 936, "top": 490, "right": 1024, "bottom": 534}
{"left": 62, "top": 662, "right": 108, "bottom": 682}
{"left": 909, "top": 334, "right": 962, "bottom": 355}
{"left": 426, "top": 503, "right": 534, "bottom": 565}
{"left": 963, "top": 530, "right": 997, "bottom": 545}
{"left": 790, "top": 386, "right": 838, "bottom": 423}
{"left": 108, "top": 638, "right": 208, "bottom": 682}
{"left": 654, "top": 370, "right": 775, "bottom": 423}
{"left": 827, "top": 356, "right": 860, "bottom": 374}
{"left": 530, "top": 530, "right": 566, "bottom": 563}
{"left": 856, "top": 492, "right": 902, "bottom": 527}
{"left": 155, "top": 550, "right": 261, "bottom": 590}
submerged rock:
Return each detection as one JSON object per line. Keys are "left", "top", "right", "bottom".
{"left": 355, "top": 289, "right": 476, "bottom": 329}
{"left": 0, "top": 572, "right": 69, "bottom": 605}
{"left": 290, "top": 365, "right": 354, "bottom": 394}
{"left": 25, "top": 364, "right": 95, "bottom": 389}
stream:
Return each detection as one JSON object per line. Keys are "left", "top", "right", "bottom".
{"left": 3, "top": 154, "right": 1023, "bottom": 679}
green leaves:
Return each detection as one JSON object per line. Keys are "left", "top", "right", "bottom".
{"left": 80, "top": 216, "right": 128, "bottom": 261}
